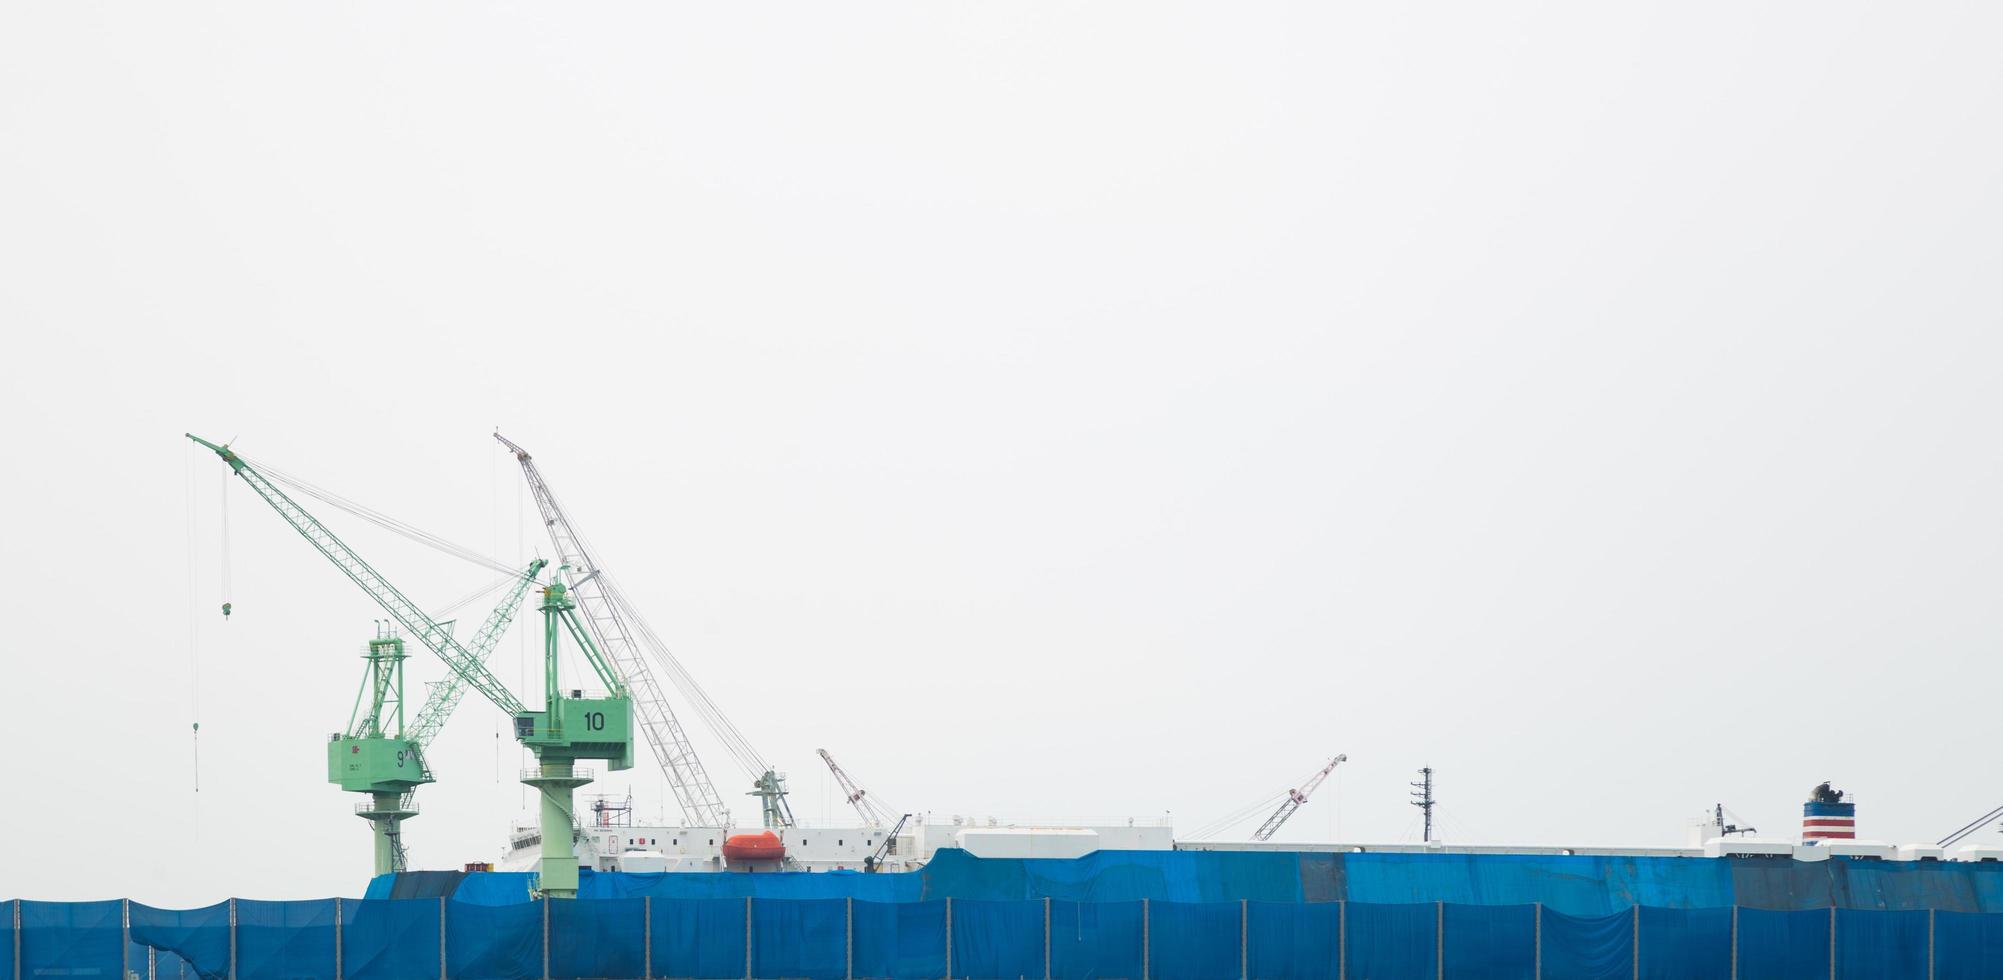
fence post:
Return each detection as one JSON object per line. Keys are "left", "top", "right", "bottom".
{"left": 945, "top": 897, "right": 954, "bottom": 980}
{"left": 335, "top": 897, "right": 343, "bottom": 980}
{"left": 1730, "top": 905, "right": 1738, "bottom": 980}
{"left": 1829, "top": 906, "right": 1836, "bottom": 980}
{"left": 150, "top": 943, "right": 157, "bottom": 980}
{"left": 1928, "top": 907, "right": 1935, "bottom": 980}
{"left": 14, "top": 899, "right": 22, "bottom": 980}
{"left": 645, "top": 895, "right": 653, "bottom": 980}
{"left": 122, "top": 898, "right": 130, "bottom": 980}
{"left": 744, "top": 897, "right": 753, "bottom": 980}
{"left": 544, "top": 898, "right": 552, "bottom": 980}
{"left": 439, "top": 895, "right": 447, "bottom": 980}
{"left": 1044, "top": 897, "right": 1051, "bottom": 980}
{"left": 228, "top": 896, "right": 238, "bottom": 980}
{"left": 1141, "top": 898, "right": 1149, "bottom": 980}
{"left": 1436, "top": 901, "right": 1445, "bottom": 980}
{"left": 1632, "top": 904, "right": 1639, "bottom": 980}
{"left": 1338, "top": 900, "right": 1347, "bottom": 980}
{"left": 1240, "top": 898, "right": 1248, "bottom": 980}
{"left": 845, "top": 897, "right": 852, "bottom": 980}
{"left": 1534, "top": 903, "right": 1541, "bottom": 980}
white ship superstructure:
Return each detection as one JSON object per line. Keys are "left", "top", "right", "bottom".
{"left": 502, "top": 811, "right": 1176, "bottom": 874}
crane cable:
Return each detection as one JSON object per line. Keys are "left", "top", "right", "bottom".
{"left": 1187, "top": 760, "right": 1337, "bottom": 839}
{"left": 220, "top": 467, "right": 232, "bottom": 620}
{"left": 238, "top": 451, "right": 520, "bottom": 576}
{"left": 187, "top": 441, "right": 201, "bottom": 792}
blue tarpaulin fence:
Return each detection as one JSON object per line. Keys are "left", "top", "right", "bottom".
{"left": 394, "top": 849, "right": 2003, "bottom": 915}
{"left": 13, "top": 896, "right": 2003, "bottom": 978}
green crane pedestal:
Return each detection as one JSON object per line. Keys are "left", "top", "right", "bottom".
{"left": 521, "top": 762, "right": 595, "bottom": 898}
{"left": 354, "top": 792, "right": 420, "bottom": 878}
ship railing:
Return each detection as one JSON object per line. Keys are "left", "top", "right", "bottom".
{"left": 519, "top": 766, "right": 598, "bottom": 782}
{"left": 354, "top": 800, "right": 420, "bottom": 816}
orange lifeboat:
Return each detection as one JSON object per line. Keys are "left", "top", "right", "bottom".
{"left": 722, "top": 830, "right": 785, "bottom": 863}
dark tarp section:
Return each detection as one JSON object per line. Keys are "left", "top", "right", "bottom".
{"left": 1246, "top": 902, "right": 1340, "bottom": 980}
{"left": 1148, "top": 900, "right": 1241, "bottom": 980}
{"left": 1936, "top": 909, "right": 2003, "bottom": 979}
{"left": 384, "top": 870, "right": 466, "bottom": 901}
{"left": 1736, "top": 907, "right": 1830, "bottom": 980}
{"left": 650, "top": 897, "right": 747, "bottom": 979}
{"left": 129, "top": 900, "right": 230, "bottom": 978}
{"left": 550, "top": 896, "right": 644, "bottom": 979}
{"left": 1298, "top": 853, "right": 1344, "bottom": 904}
{"left": 1444, "top": 903, "right": 1533, "bottom": 979}
{"left": 946, "top": 900, "right": 1037, "bottom": 980}
{"left": 340, "top": 897, "right": 441, "bottom": 980}
{"left": 237, "top": 899, "right": 335, "bottom": 979}
{"left": 1047, "top": 900, "right": 1143, "bottom": 980}
{"left": 1345, "top": 901, "right": 1435, "bottom": 980}
{"left": 1637, "top": 905, "right": 1731, "bottom": 980}
{"left": 750, "top": 897, "right": 845, "bottom": 979}
{"left": 447, "top": 900, "right": 542, "bottom": 980}
{"left": 852, "top": 899, "right": 946, "bottom": 980}
{"left": 1540, "top": 908, "right": 1632, "bottom": 980}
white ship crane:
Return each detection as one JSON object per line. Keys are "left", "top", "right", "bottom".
{"left": 496, "top": 432, "right": 794, "bottom": 828}
{"left": 1252, "top": 754, "right": 1348, "bottom": 842}
{"left": 818, "top": 748, "right": 896, "bottom": 826}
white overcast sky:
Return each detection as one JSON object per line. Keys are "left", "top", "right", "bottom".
{"left": 4, "top": 3, "right": 2001, "bottom": 907}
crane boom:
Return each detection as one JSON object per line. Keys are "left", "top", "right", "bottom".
{"left": 818, "top": 748, "right": 895, "bottom": 825}
{"left": 1251, "top": 754, "right": 1348, "bottom": 842}
{"left": 406, "top": 558, "right": 548, "bottom": 752}
{"left": 188, "top": 434, "right": 526, "bottom": 717}
{"left": 495, "top": 432, "right": 734, "bottom": 826}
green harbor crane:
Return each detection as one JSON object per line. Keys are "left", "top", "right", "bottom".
{"left": 189, "top": 434, "right": 632, "bottom": 897}
{"left": 518, "top": 568, "right": 632, "bottom": 897}
{"left": 329, "top": 555, "right": 545, "bottom": 876}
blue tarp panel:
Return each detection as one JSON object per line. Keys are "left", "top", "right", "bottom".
{"left": 651, "top": 897, "right": 747, "bottom": 979}
{"left": 1344, "top": 854, "right": 1736, "bottom": 915}
{"left": 947, "top": 900, "right": 1038, "bottom": 980}
{"left": 1737, "top": 907, "right": 1830, "bottom": 980}
{"left": 751, "top": 897, "right": 846, "bottom": 979}
{"left": 1636, "top": 905, "right": 1730, "bottom": 980}
{"left": 340, "top": 897, "right": 441, "bottom": 980}
{"left": 576, "top": 866, "right": 917, "bottom": 904}
{"left": 22, "top": 900, "right": 123, "bottom": 979}
{"left": 1541, "top": 908, "right": 1632, "bottom": 980}
{"left": 1246, "top": 902, "right": 1339, "bottom": 980}
{"left": 1937, "top": 909, "right": 2003, "bottom": 979}
{"left": 1834, "top": 907, "right": 1926, "bottom": 979}
{"left": 447, "top": 900, "right": 542, "bottom": 980}
{"left": 236, "top": 899, "right": 335, "bottom": 979}
{"left": 550, "top": 896, "right": 644, "bottom": 979}
{"left": 409, "top": 849, "right": 2003, "bottom": 911}
{"left": 852, "top": 900, "right": 946, "bottom": 980}
{"left": 130, "top": 900, "right": 230, "bottom": 978}
{"left": 1047, "top": 900, "right": 1143, "bottom": 980}
{"left": 1444, "top": 903, "right": 1532, "bottom": 979}
{"left": 1149, "top": 901, "right": 1241, "bottom": 980}
{"left": 1345, "top": 901, "right": 1435, "bottom": 980}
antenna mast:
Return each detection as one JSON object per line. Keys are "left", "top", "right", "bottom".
{"left": 1411, "top": 767, "right": 1435, "bottom": 843}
